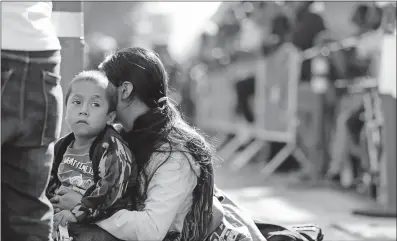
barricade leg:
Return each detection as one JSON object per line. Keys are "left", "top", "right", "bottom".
{"left": 380, "top": 94, "right": 396, "bottom": 213}
{"left": 213, "top": 132, "right": 229, "bottom": 150}
{"left": 352, "top": 95, "right": 397, "bottom": 217}
{"left": 229, "top": 139, "right": 266, "bottom": 171}
{"left": 218, "top": 132, "right": 251, "bottom": 162}
{"left": 292, "top": 147, "right": 312, "bottom": 175}
{"left": 260, "top": 143, "right": 296, "bottom": 177}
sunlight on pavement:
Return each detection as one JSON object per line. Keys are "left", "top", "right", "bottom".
{"left": 222, "top": 185, "right": 397, "bottom": 240}
{"left": 233, "top": 186, "right": 275, "bottom": 199}
{"left": 224, "top": 187, "right": 317, "bottom": 224}
{"left": 333, "top": 222, "right": 397, "bottom": 240}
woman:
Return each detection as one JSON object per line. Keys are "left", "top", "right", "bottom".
{"left": 96, "top": 47, "right": 215, "bottom": 241}
{"left": 51, "top": 47, "right": 257, "bottom": 241}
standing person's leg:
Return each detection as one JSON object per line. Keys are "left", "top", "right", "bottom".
{"left": 327, "top": 94, "right": 363, "bottom": 178}
{"left": 1, "top": 50, "right": 63, "bottom": 241}
{"left": 235, "top": 76, "right": 255, "bottom": 123}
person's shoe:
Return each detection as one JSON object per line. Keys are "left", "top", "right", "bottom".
{"left": 324, "top": 171, "right": 340, "bottom": 181}
{"left": 322, "top": 172, "right": 342, "bottom": 189}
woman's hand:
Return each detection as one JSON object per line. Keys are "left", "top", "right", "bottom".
{"left": 50, "top": 186, "right": 82, "bottom": 212}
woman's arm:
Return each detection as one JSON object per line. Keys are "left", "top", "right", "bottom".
{"left": 97, "top": 152, "right": 198, "bottom": 241}
{"left": 71, "top": 137, "right": 136, "bottom": 222}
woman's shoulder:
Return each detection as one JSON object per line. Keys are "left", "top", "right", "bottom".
{"left": 148, "top": 143, "right": 201, "bottom": 177}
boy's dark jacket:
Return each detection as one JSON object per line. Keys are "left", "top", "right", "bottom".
{"left": 46, "top": 124, "right": 137, "bottom": 222}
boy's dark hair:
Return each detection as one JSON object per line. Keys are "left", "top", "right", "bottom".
{"left": 65, "top": 70, "right": 117, "bottom": 113}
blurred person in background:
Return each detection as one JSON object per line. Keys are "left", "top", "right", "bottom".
{"left": 325, "top": 4, "right": 384, "bottom": 181}
{"left": 262, "top": 13, "right": 292, "bottom": 55}
{"left": 234, "top": 13, "right": 293, "bottom": 123}
{"left": 291, "top": 1, "right": 326, "bottom": 83}
{"left": 1, "top": 1, "right": 63, "bottom": 240}
{"left": 235, "top": 75, "right": 255, "bottom": 123}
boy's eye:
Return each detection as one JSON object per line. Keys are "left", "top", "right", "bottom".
{"left": 72, "top": 100, "right": 81, "bottom": 105}
{"left": 92, "top": 102, "right": 100, "bottom": 107}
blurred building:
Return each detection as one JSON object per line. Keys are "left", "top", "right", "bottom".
{"left": 132, "top": 3, "right": 173, "bottom": 48}
{"left": 83, "top": 2, "right": 141, "bottom": 48}
{"left": 83, "top": 2, "right": 142, "bottom": 69}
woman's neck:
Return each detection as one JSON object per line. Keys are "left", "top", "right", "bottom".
{"left": 124, "top": 99, "right": 150, "bottom": 131}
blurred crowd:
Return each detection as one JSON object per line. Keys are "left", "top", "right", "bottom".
{"left": 83, "top": 1, "right": 396, "bottom": 198}
{"left": 180, "top": 1, "right": 396, "bottom": 197}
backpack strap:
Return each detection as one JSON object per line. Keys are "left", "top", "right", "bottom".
{"left": 47, "top": 133, "right": 75, "bottom": 198}
{"left": 53, "top": 133, "right": 75, "bottom": 175}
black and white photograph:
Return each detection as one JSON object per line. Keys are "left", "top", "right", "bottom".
{"left": 1, "top": 1, "right": 396, "bottom": 241}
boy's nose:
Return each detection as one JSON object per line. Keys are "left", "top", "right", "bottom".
{"left": 78, "top": 111, "right": 88, "bottom": 116}
{"left": 79, "top": 104, "right": 89, "bottom": 116}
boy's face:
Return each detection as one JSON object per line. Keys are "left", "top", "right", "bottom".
{"left": 65, "top": 80, "right": 115, "bottom": 138}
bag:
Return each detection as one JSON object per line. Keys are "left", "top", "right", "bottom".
{"left": 207, "top": 209, "right": 253, "bottom": 241}
{"left": 256, "top": 223, "right": 324, "bottom": 241}
{"left": 213, "top": 187, "right": 324, "bottom": 241}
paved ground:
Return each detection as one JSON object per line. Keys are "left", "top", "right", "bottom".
{"left": 214, "top": 161, "right": 396, "bottom": 241}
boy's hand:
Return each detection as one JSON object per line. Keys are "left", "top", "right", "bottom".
{"left": 51, "top": 186, "right": 82, "bottom": 211}
{"left": 53, "top": 210, "right": 77, "bottom": 229}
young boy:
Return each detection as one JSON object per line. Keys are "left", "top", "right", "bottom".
{"left": 46, "top": 70, "right": 137, "bottom": 233}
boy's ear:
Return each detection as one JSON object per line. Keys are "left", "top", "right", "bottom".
{"left": 107, "top": 111, "right": 116, "bottom": 124}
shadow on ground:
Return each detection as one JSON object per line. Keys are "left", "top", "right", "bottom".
{"left": 214, "top": 162, "right": 397, "bottom": 241}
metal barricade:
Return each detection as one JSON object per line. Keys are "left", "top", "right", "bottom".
{"left": 195, "top": 43, "right": 313, "bottom": 177}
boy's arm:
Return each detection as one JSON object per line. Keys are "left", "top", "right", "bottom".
{"left": 71, "top": 136, "right": 137, "bottom": 222}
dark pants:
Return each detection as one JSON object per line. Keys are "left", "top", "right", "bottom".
{"left": 1, "top": 50, "right": 63, "bottom": 241}
{"left": 68, "top": 224, "right": 121, "bottom": 241}
{"left": 235, "top": 76, "right": 255, "bottom": 123}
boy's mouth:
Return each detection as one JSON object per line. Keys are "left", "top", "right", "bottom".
{"left": 76, "top": 120, "right": 88, "bottom": 124}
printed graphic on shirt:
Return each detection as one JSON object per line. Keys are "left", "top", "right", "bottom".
{"left": 58, "top": 144, "right": 95, "bottom": 192}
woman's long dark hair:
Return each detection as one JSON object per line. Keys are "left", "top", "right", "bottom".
{"left": 99, "top": 47, "right": 214, "bottom": 241}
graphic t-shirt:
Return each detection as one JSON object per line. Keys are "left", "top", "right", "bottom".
{"left": 58, "top": 142, "right": 95, "bottom": 195}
